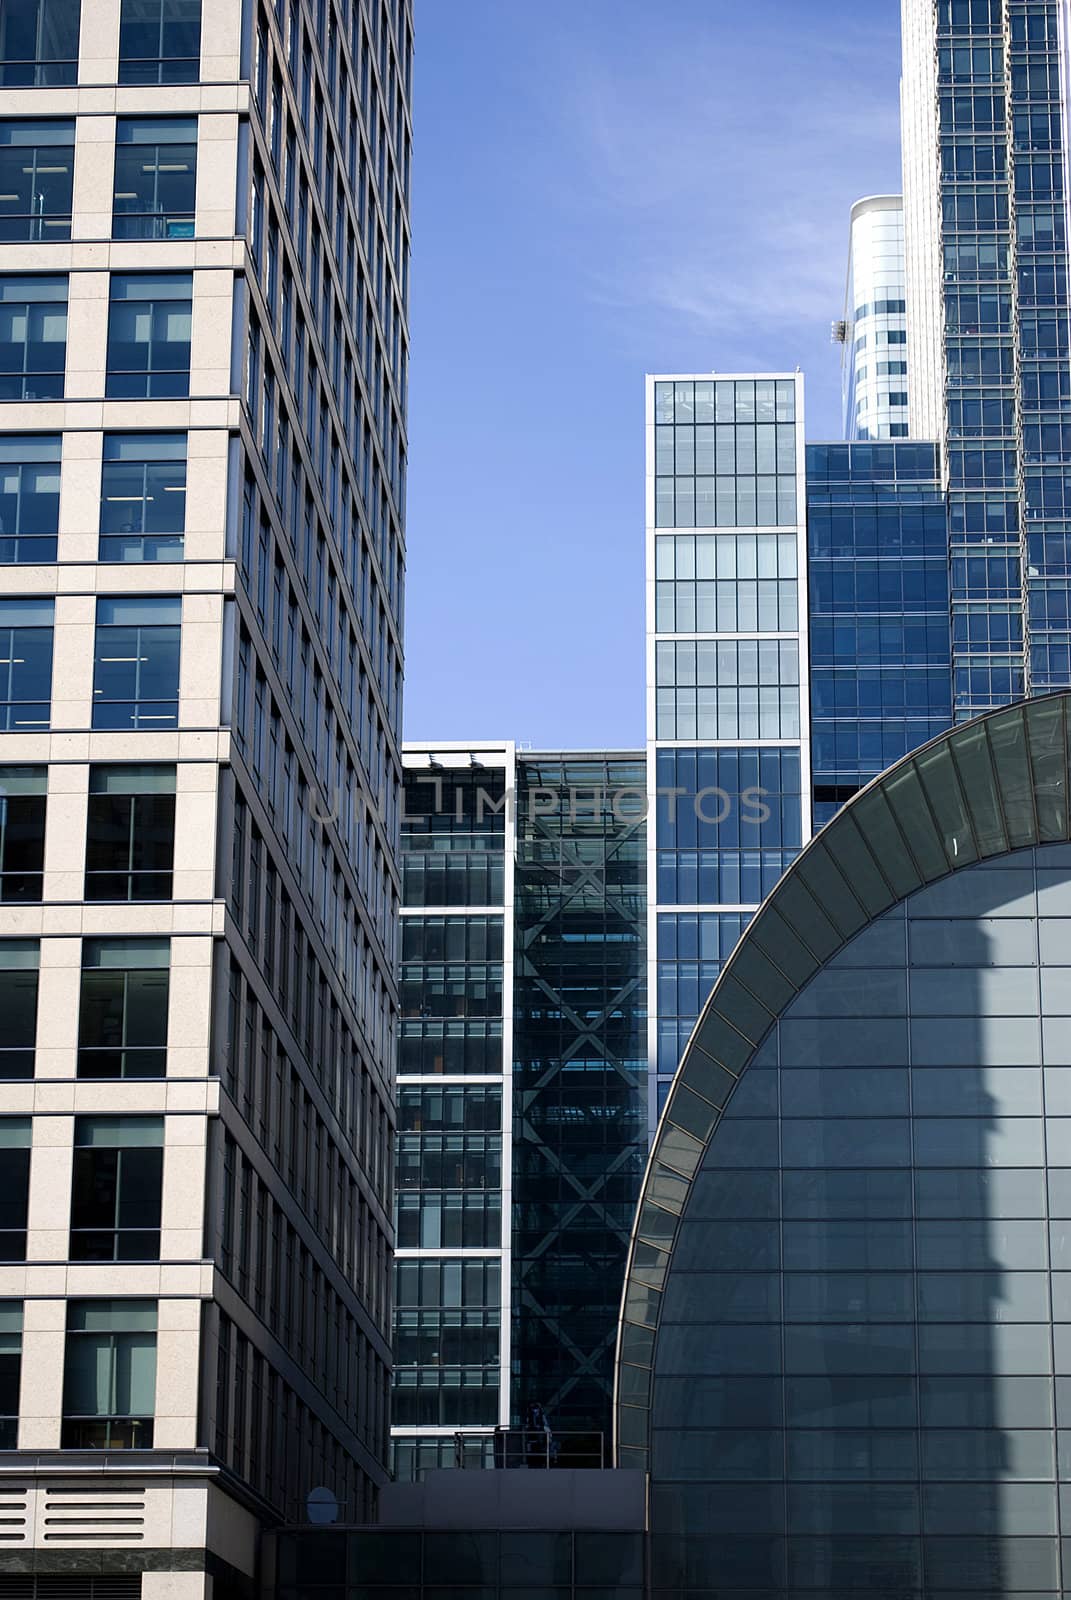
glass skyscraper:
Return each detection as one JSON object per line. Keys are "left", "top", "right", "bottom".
{"left": 393, "top": 748, "right": 646, "bottom": 1475}
{"left": 903, "top": 0, "right": 1071, "bottom": 716}
{"left": 648, "top": 373, "right": 811, "bottom": 1122}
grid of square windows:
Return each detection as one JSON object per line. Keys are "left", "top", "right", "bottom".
{"left": 0, "top": 0, "right": 411, "bottom": 1533}
{"left": 644, "top": 845, "right": 1071, "bottom": 1595}
{"left": 655, "top": 532, "right": 798, "bottom": 633}
{"left": 654, "top": 378, "right": 797, "bottom": 529}
{"left": 655, "top": 638, "right": 800, "bottom": 741}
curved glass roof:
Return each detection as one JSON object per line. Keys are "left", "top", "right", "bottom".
{"left": 614, "top": 692, "right": 1071, "bottom": 1468}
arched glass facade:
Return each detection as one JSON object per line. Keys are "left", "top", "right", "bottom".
{"left": 617, "top": 694, "right": 1071, "bottom": 1596}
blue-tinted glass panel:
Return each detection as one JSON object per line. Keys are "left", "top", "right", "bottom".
{"left": 0, "top": 434, "right": 58, "bottom": 561}
{"left": 0, "top": 0, "right": 79, "bottom": 85}
{"left": 91, "top": 596, "right": 180, "bottom": 730}
{"left": 0, "top": 275, "right": 66, "bottom": 400}
{"left": 113, "top": 117, "right": 196, "bottom": 239}
{"left": 105, "top": 273, "right": 191, "bottom": 399}
{"left": 0, "top": 120, "right": 74, "bottom": 240}
{"left": 99, "top": 433, "right": 186, "bottom": 562}
{"left": 0, "top": 598, "right": 51, "bottom": 729}
{"left": 118, "top": 0, "right": 199, "bottom": 84}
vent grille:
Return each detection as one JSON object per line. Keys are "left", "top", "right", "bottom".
{"left": 41, "top": 1486, "right": 146, "bottom": 1543}
{"left": 0, "top": 1581, "right": 141, "bottom": 1600}
{"left": 0, "top": 1486, "right": 27, "bottom": 1541}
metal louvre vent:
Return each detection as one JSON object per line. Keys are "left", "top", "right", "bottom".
{"left": 41, "top": 1485, "right": 146, "bottom": 1542}
{"left": 0, "top": 1581, "right": 141, "bottom": 1600}
{"left": 0, "top": 1485, "right": 28, "bottom": 1542}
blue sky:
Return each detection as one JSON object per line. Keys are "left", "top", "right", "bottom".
{"left": 402, "top": 0, "right": 903, "bottom": 749}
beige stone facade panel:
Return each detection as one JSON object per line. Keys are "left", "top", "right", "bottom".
{"left": 65, "top": 272, "right": 111, "bottom": 400}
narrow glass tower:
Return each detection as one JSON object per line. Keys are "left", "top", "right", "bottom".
{"left": 646, "top": 373, "right": 812, "bottom": 1125}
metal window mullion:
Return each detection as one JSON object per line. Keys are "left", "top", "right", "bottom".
{"left": 132, "top": 623, "right": 145, "bottom": 712}
{"left": 1, "top": 627, "right": 14, "bottom": 714}
{"left": 149, "top": 145, "right": 164, "bottom": 219}
{"left": 140, "top": 460, "right": 151, "bottom": 532}
{"left": 13, "top": 463, "right": 25, "bottom": 536}
{"left": 112, "top": 1147, "right": 124, "bottom": 1238}
{"left": 120, "top": 969, "right": 132, "bottom": 1051}
{"left": 147, "top": 297, "right": 160, "bottom": 377}
{"left": 126, "top": 794, "right": 138, "bottom": 888}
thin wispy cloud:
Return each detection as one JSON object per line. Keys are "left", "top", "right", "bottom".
{"left": 404, "top": 0, "right": 905, "bottom": 746}
{"left": 541, "top": 7, "right": 902, "bottom": 358}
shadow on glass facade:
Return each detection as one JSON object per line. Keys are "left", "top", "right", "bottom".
{"left": 276, "top": 1527, "right": 646, "bottom": 1599}
{"left": 617, "top": 693, "right": 1071, "bottom": 1596}
{"left": 513, "top": 758, "right": 646, "bottom": 1445}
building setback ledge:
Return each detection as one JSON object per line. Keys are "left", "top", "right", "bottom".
{"left": 377, "top": 1467, "right": 648, "bottom": 1531}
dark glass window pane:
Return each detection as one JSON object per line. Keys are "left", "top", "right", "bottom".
{"left": 0, "top": 603, "right": 53, "bottom": 731}
{"left": 70, "top": 1147, "right": 162, "bottom": 1260}
{"left": 92, "top": 598, "right": 180, "bottom": 730}
{"left": 0, "top": 120, "right": 74, "bottom": 240}
{"left": 62, "top": 1298, "right": 156, "bottom": 1449}
{"left": 0, "top": 1148, "right": 29, "bottom": 1260}
{"left": 99, "top": 437, "right": 186, "bottom": 562}
{"left": 0, "top": 966, "right": 36, "bottom": 1078}
{"left": 0, "top": 276, "right": 66, "bottom": 399}
{"left": 0, "top": 0, "right": 80, "bottom": 86}
{"left": 85, "top": 792, "right": 175, "bottom": 901}
{"left": 118, "top": 0, "right": 200, "bottom": 84}
{"left": 0, "top": 1351, "right": 19, "bottom": 1432}
{"left": 78, "top": 968, "right": 168, "bottom": 1078}
{"left": 105, "top": 276, "right": 191, "bottom": 400}
{"left": 0, "top": 1303, "right": 21, "bottom": 1446}
{"left": 113, "top": 118, "right": 196, "bottom": 240}
{"left": 0, "top": 435, "right": 60, "bottom": 562}
{"left": 0, "top": 789, "right": 45, "bottom": 902}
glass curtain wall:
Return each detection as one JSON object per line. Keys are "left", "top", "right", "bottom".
{"left": 807, "top": 440, "right": 952, "bottom": 825}
{"left": 391, "top": 759, "right": 509, "bottom": 1482}
{"left": 649, "top": 374, "right": 810, "bottom": 1119}
{"left": 511, "top": 756, "right": 646, "bottom": 1453}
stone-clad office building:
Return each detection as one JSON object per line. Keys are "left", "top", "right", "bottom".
{"left": 0, "top": 0, "right": 410, "bottom": 1594}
